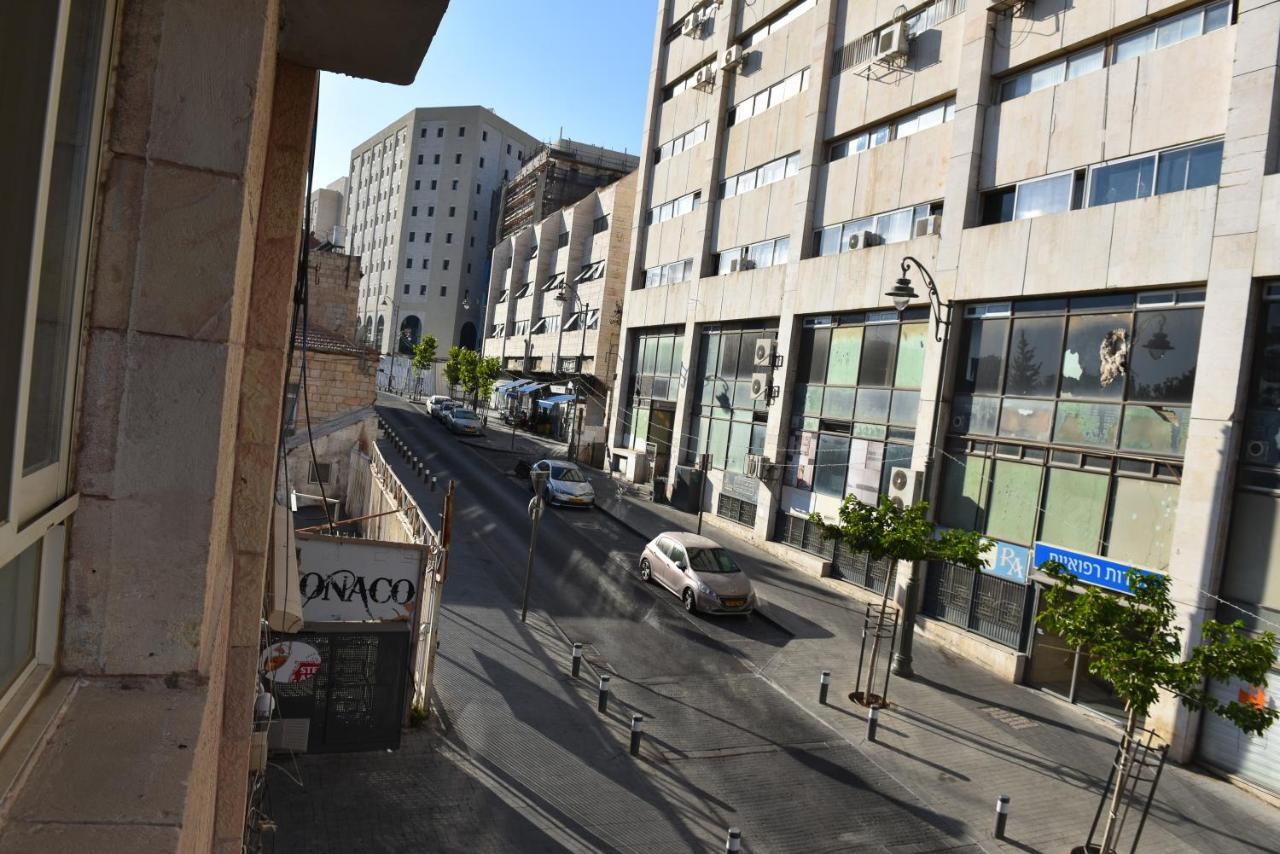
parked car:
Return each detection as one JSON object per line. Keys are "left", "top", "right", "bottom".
{"left": 447, "top": 408, "right": 483, "bottom": 435}
{"left": 425, "top": 395, "right": 452, "bottom": 417}
{"left": 434, "top": 400, "right": 458, "bottom": 421}
{"left": 529, "top": 460, "right": 595, "bottom": 507}
{"left": 639, "top": 532, "right": 755, "bottom": 615}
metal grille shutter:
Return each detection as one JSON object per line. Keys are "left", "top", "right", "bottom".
{"left": 1198, "top": 672, "right": 1280, "bottom": 797}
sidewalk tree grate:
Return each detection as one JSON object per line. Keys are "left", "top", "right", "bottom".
{"left": 979, "top": 705, "right": 1038, "bottom": 730}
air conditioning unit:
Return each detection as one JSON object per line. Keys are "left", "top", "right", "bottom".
{"left": 847, "top": 230, "right": 881, "bottom": 251}
{"left": 750, "top": 372, "right": 771, "bottom": 400}
{"left": 753, "top": 337, "right": 775, "bottom": 367}
{"left": 728, "top": 257, "right": 741, "bottom": 273}
{"left": 721, "top": 46, "right": 745, "bottom": 72}
{"left": 913, "top": 214, "right": 942, "bottom": 238}
{"left": 681, "top": 14, "right": 703, "bottom": 37}
{"left": 745, "top": 454, "right": 763, "bottom": 478}
{"left": 693, "top": 65, "right": 717, "bottom": 91}
{"left": 887, "top": 466, "right": 923, "bottom": 510}
{"left": 1245, "top": 439, "right": 1271, "bottom": 462}
{"left": 874, "top": 23, "right": 910, "bottom": 63}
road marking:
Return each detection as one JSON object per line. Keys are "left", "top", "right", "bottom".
{"left": 978, "top": 705, "right": 1039, "bottom": 730}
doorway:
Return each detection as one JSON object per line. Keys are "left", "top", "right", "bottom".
{"left": 647, "top": 404, "right": 675, "bottom": 483}
{"left": 1026, "top": 586, "right": 1126, "bottom": 718}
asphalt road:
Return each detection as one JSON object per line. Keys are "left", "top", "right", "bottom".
{"left": 269, "top": 400, "right": 981, "bottom": 853}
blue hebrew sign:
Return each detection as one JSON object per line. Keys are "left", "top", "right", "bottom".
{"left": 1031, "top": 542, "right": 1160, "bottom": 595}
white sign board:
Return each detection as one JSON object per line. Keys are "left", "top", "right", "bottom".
{"left": 297, "top": 533, "right": 425, "bottom": 622}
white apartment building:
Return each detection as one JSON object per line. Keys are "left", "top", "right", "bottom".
{"left": 483, "top": 172, "right": 638, "bottom": 464}
{"left": 610, "top": 0, "right": 1280, "bottom": 791}
{"left": 347, "top": 106, "right": 538, "bottom": 354}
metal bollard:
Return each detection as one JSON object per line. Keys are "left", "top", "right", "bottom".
{"left": 597, "top": 674, "right": 610, "bottom": 713}
{"left": 571, "top": 643, "right": 583, "bottom": 677}
{"left": 867, "top": 704, "right": 880, "bottom": 742}
{"left": 629, "top": 715, "right": 643, "bottom": 757}
{"left": 430, "top": 476, "right": 438, "bottom": 492}
{"left": 819, "top": 671, "right": 830, "bottom": 705}
{"left": 725, "top": 827, "right": 742, "bottom": 853}
{"left": 994, "top": 795, "right": 1009, "bottom": 839}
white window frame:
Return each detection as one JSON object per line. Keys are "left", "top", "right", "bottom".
{"left": 1, "top": 0, "right": 117, "bottom": 739}
{"left": 1011, "top": 168, "right": 1076, "bottom": 220}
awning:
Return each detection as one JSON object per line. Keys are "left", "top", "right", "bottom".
{"left": 505, "top": 380, "right": 548, "bottom": 398}
{"left": 494, "top": 378, "right": 523, "bottom": 393}
{"left": 535, "top": 393, "right": 577, "bottom": 409}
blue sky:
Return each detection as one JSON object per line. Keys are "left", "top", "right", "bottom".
{"left": 314, "top": 0, "right": 658, "bottom": 187}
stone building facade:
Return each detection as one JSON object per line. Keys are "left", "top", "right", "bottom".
{"left": 347, "top": 106, "right": 540, "bottom": 355}
{"left": 609, "top": 0, "right": 1280, "bottom": 788}
{"left": 483, "top": 171, "right": 638, "bottom": 464}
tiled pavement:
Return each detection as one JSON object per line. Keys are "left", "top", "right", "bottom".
{"left": 443, "top": 410, "right": 1279, "bottom": 854}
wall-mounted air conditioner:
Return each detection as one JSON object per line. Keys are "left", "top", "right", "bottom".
{"left": 847, "top": 231, "right": 882, "bottom": 251}
{"left": 913, "top": 214, "right": 942, "bottom": 238}
{"left": 874, "top": 23, "right": 910, "bottom": 63}
{"left": 721, "top": 46, "right": 745, "bottom": 72}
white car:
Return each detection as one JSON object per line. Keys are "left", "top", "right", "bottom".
{"left": 639, "top": 532, "right": 755, "bottom": 615}
{"left": 425, "top": 395, "right": 453, "bottom": 417}
{"left": 529, "top": 460, "right": 595, "bottom": 507}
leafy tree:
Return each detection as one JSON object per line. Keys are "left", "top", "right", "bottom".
{"left": 472, "top": 356, "right": 501, "bottom": 411}
{"left": 811, "top": 497, "right": 990, "bottom": 702}
{"left": 443, "top": 346, "right": 465, "bottom": 394}
{"left": 1037, "top": 562, "right": 1277, "bottom": 852}
{"left": 411, "top": 334, "right": 437, "bottom": 398}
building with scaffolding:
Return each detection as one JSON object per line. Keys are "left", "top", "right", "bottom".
{"left": 496, "top": 139, "right": 639, "bottom": 242}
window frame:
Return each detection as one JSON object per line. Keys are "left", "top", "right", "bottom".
{"left": 1, "top": 0, "right": 117, "bottom": 737}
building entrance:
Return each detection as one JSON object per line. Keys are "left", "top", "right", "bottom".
{"left": 1026, "top": 587, "right": 1125, "bottom": 718}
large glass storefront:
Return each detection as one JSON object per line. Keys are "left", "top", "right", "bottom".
{"left": 621, "top": 327, "right": 684, "bottom": 480}
{"left": 771, "top": 309, "right": 928, "bottom": 590}
{"left": 924, "top": 289, "right": 1204, "bottom": 703}
{"left": 686, "top": 321, "right": 778, "bottom": 525}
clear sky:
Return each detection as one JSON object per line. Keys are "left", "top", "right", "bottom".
{"left": 313, "top": 0, "right": 659, "bottom": 187}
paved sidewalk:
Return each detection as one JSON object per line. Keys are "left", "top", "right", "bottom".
{"left": 432, "top": 407, "right": 1278, "bottom": 854}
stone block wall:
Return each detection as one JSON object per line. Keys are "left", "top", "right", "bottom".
{"left": 289, "top": 350, "right": 377, "bottom": 427}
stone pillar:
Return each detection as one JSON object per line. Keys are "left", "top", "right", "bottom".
{"left": 212, "top": 59, "right": 319, "bottom": 853}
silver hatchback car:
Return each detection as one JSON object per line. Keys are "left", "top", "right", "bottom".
{"left": 639, "top": 532, "right": 755, "bottom": 615}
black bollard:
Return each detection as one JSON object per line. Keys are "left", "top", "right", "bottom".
{"left": 629, "top": 715, "right": 643, "bottom": 757}
{"left": 597, "top": 674, "right": 610, "bottom": 713}
{"left": 994, "top": 795, "right": 1009, "bottom": 839}
{"left": 819, "top": 670, "right": 830, "bottom": 705}
{"left": 867, "top": 704, "right": 880, "bottom": 742}
{"left": 571, "top": 643, "right": 583, "bottom": 677}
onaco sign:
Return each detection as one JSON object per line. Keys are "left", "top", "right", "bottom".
{"left": 296, "top": 533, "right": 426, "bottom": 622}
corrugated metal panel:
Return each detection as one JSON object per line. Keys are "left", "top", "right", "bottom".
{"left": 1198, "top": 671, "right": 1280, "bottom": 796}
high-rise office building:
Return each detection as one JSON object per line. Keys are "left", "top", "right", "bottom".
{"left": 610, "top": 0, "right": 1280, "bottom": 788}
{"left": 346, "top": 106, "right": 538, "bottom": 353}
{"left": 496, "top": 138, "right": 638, "bottom": 241}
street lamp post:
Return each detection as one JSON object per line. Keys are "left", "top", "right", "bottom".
{"left": 884, "top": 256, "right": 952, "bottom": 678}
{"left": 554, "top": 286, "right": 590, "bottom": 463}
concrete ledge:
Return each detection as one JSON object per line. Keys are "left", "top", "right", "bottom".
{"left": 915, "top": 616, "right": 1026, "bottom": 682}
{"left": 0, "top": 677, "right": 207, "bottom": 853}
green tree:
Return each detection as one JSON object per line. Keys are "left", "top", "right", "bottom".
{"left": 1037, "top": 562, "right": 1277, "bottom": 852}
{"left": 811, "top": 497, "right": 990, "bottom": 702}
{"left": 443, "top": 346, "right": 465, "bottom": 394}
{"left": 472, "top": 356, "right": 501, "bottom": 412}
{"left": 410, "top": 334, "right": 437, "bottom": 399}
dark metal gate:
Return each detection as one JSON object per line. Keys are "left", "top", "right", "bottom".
{"left": 272, "top": 624, "right": 410, "bottom": 753}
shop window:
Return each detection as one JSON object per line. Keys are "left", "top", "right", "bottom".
{"left": 1104, "top": 477, "right": 1180, "bottom": 570}
{"left": 1039, "top": 468, "right": 1109, "bottom": 552}
{"left": 984, "top": 460, "right": 1040, "bottom": 544}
